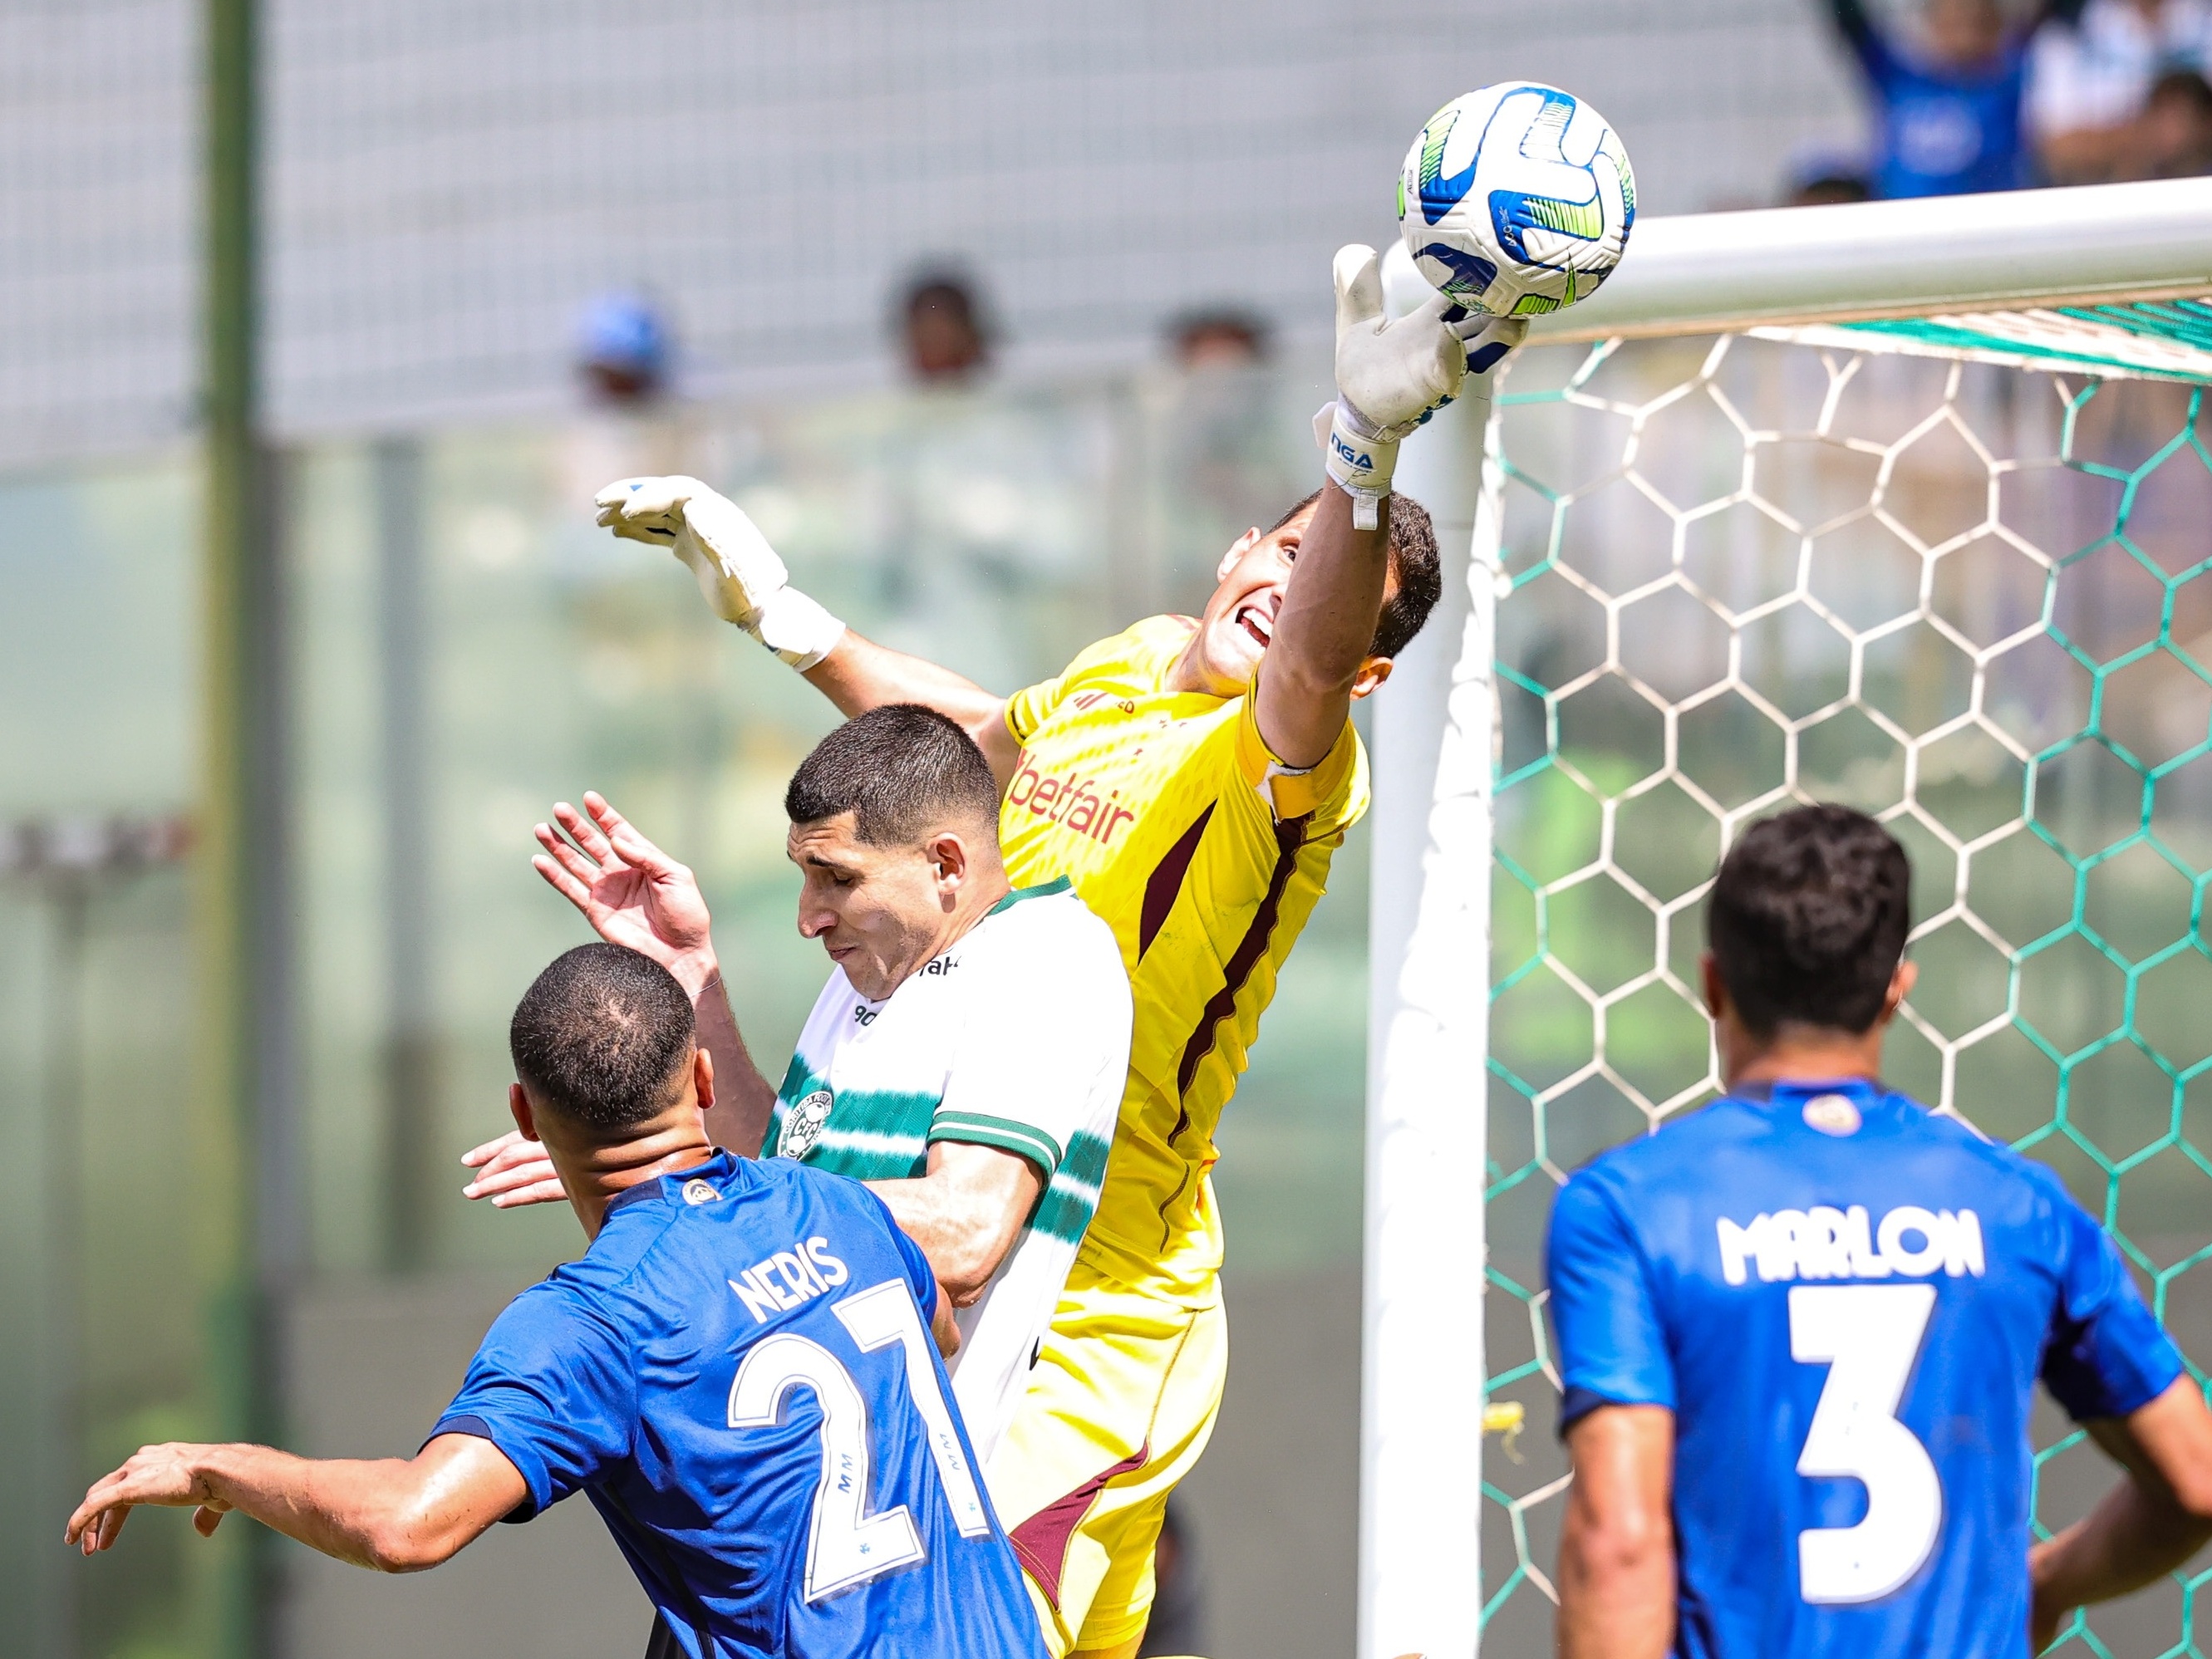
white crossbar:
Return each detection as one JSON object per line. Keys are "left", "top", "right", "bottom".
{"left": 1530, "top": 176, "right": 2212, "bottom": 341}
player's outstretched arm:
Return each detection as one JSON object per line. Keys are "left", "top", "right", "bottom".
{"left": 802, "top": 633, "right": 1019, "bottom": 786}
{"left": 593, "top": 475, "right": 1019, "bottom": 783}
{"left": 66, "top": 1433, "right": 525, "bottom": 1574}
{"left": 867, "top": 1141, "right": 1044, "bottom": 1308}
{"left": 2029, "top": 1377, "right": 2212, "bottom": 1652}
{"left": 1261, "top": 245, "right": 1521, "bottom": 768}
{"left": 1556, "top": 1405, "right": 1676, "bottom": 1659}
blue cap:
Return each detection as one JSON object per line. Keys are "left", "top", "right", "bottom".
{"left": 576, "top": 292, "right": 668, "bottom": 377}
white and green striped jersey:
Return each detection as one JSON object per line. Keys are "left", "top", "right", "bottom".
{"left": 765, "top": 877, "right": 1132, "bottom": 1466}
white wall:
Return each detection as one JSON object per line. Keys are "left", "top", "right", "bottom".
{"left": 0, "top": 1, "right": 1862, "bottom": 464}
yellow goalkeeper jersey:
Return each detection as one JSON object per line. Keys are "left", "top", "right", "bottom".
{"left": 999, "top": 616, "right": 1369, "bottom": 1304}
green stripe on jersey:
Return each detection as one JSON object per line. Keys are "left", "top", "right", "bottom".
{"left": 1029, "top": 1129, "right": 1111, "bottom": 1244}
{"left": 929, "top": 1112, "right": 1063, "bottom": 1177}
{"left": 801, "top": 1126, "right": 930, "bottom": 1181}
{"left": 987, "top": 876, "right": 1072, "bottom": 915}
{"left": 769, "top": 1074, "right": 943, "bottom": 1182}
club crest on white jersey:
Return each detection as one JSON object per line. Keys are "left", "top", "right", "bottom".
{"left": 778, "top": 1088, "right": 833, "bottom": 1160}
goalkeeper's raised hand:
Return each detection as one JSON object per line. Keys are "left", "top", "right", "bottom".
{"left": 1320, "top": 243, "right": 1526, "bottom": 528}
{"left": 594, "top": 475, "right": 846, "bottom": 670}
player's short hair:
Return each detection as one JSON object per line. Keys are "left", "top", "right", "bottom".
{"left": 1266, "top": 488, "right": 1442, "bottom": 660}
{"left": 509, "top": 943, "right": 696, "bottom": 1131}
{"left": 784, "top": 703, "right": 1001, "bottom": 847}
{"left": 1708, "top": 805, "right": 1912, "bottom": 1038}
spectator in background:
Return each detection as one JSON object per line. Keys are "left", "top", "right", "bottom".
{"left": 1821, "top": 0, "right": 2067, "bottom": 197}
{"left": 2029, "top": 0, "right": 2212, "bottom": 180}
{"left": 2138, "top": 66, "right": 2212, "bottom": 169}
{"left": 1787, "top": 153, "right": 1877, "bottom": 203}
{"left": 1170, "top": 307, "right": 1274, "bottom": 371}
{"left": 576, "top": 292, "right": 670, "bottom": 407}
{"left": 899, "top": 269, "right": 993, "bottom": 384}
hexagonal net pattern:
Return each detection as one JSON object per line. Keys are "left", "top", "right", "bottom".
{"left": 1477, "top": 333, "right": 2212, "bottom": 1657}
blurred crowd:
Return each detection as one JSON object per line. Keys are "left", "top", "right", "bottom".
{"left": 1797, "top": 0, "right": 2212, "bottom": 203}
{"left": 572, "top": 272, "right": 1276, "bottom": 412}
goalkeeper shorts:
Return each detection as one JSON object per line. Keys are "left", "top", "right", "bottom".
{"left": 990, "top": 1279, "right": 1227, "bottom": 1657}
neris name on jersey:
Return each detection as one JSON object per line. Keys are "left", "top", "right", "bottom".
{"left": 729, "top": 1234, "right": 852, "bottom": 1323}
{"left": 1718, "top": 1204, "right": 1985, "bottom": 1286}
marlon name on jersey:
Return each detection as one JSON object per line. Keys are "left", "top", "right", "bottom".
{"left": 1718, "top": 1204, "right": 1986, "bottom": 1286}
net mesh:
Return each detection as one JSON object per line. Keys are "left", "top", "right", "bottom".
{"left": 1476, "top": 331, "right": 2212, "bottom": 1656}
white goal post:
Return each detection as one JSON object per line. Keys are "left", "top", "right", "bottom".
{"left": 1358, "top": 176, "right": 2212, "bottom": 1659}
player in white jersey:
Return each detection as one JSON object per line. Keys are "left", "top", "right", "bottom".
{"left": 465, "top": 704, "right": 1131, "bottom": 1468}
{"left": 769, "top": 871, "right": 1125, "bottom": 1460}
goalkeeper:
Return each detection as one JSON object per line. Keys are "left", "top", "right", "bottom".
{"left": 474, "top": 245, "right": 1519, "bottom": 1658}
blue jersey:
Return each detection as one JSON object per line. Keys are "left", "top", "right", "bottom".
{"left": 1546, "top": 1077, "right": 2183, "bottom": 1659}
{"left": 432, "top": 1151, "right": 1048, "bottom": 1659}
{"left": 1831, "top": 0, "right": 2032, "bottom": 198}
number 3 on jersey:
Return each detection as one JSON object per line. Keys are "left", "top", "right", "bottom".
{"left": 1789, "top": 1284, "right": 1942, "bottom": 1604}
{"left": 728, "top": 1279, "right": 990, "bottom": 1603}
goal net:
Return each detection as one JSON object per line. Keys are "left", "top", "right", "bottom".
{"left": 1361, "top": 177, "right": 2212, "bottom": 1659}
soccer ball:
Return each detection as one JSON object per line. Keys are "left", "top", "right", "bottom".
{"left": 1398, "top": 83, "right": 1635, "bottom": 318}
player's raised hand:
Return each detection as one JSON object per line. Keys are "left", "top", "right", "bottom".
{"left": 1320, "top": 243, "right": 1526, "bottom": 528}
{"left": 460, "top": 1127, "right": 565, "bottom": 1207}
{"left": 1332, "top": 242, "right": 1468, "bottom": 441}
{"left": 532, "top": 792, "right": 719, "bottom": 995}
{"left": 593, "top": 476, "right": 844, "bottom": 670}
{"left": 595, "top": 475, "right": 788, "bottom": 626}
{"left": 66, "top": 1443, "right": 230, "bottom": 1555}
{"left": 1330, "top": 243, "right": 1528, "bottom": 440}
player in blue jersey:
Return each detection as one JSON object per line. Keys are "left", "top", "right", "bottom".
{"left": 66, "top": 943, "right": 1048, "bottom": 1659}
{"left": 1818, "top": 0, "right": 2086, "bottom": 197}
{"left": 1547, "top": 804, "right": 2212, "bottom": 1659}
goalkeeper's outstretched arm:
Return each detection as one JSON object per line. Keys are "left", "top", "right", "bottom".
{"left": 1261, "top": 243, "right": 1523, "bottom": 768}
{"left": 593, "top": 475, "right": 1019, "bottom": 784}
{"left": 802, "top": 634, "right": 1019, "bottom": 787}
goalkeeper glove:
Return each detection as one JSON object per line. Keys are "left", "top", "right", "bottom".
{"left": 593, "top": 476, "right": 846, "bottom": 670}
{"left": 1318, "top": 243, "right": 1526, "bottom": 528}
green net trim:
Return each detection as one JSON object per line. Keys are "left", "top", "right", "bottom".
{"left": 1818, "top": 298, "right": 2212, "bottom": 386}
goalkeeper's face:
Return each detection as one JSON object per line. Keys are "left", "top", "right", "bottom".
{"left": 787, "top": 811, "right": 986, "bottom": 1000}
{"left": 1187, "top": 500, "right": 1397, "bottom": 697}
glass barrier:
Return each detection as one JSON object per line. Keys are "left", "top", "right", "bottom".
{"left": 0, "top": 455, "right": 212, "bottom": 1658}
{"left": 0, "top": 357, "right": 1372, "bottom": 1652}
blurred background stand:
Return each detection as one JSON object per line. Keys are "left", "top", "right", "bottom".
{"left": 1, "top": 816, "right": 190, "bottom": 1659}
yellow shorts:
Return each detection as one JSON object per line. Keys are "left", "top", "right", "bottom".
{"left": 990, "top": 1280, "right": 1228, "bottom": 1656}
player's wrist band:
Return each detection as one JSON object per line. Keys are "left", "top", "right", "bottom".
{"left": 750, "top": 587, "right": 846, "bottom": 671}
{"left": 1318, "top": 399, "right": 1396, "bottom": 530}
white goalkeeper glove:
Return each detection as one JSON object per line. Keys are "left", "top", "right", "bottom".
{"left": 593, "top": 476, "right": 846, "bottom": 670}
{"left": 1316, "top": 243, "right": 1526, "bottom": 528}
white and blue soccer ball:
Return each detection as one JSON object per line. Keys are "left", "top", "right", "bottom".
{"left": 1398, "top": 83, "right": 1636, "bottom": 318}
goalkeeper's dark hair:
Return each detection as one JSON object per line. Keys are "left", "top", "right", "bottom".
{"left": 785, "top": 704, "right": 1001, "bottom": 847}
{"left": 1708, "top": 805, "right": 1912, "bottom": 1038}
{"left": 1267, "top": 489, "right": 1442, "bottom": 660}
{"left": 509, "top": 944, "right": 696, "bottom": 1131}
